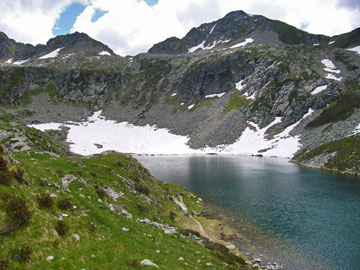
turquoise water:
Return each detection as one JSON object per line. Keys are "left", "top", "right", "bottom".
{"left": 137, "top": 155, "right": 360, "bottom": 270}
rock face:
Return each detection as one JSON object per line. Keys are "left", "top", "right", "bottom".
{"left": 148, "top": 10, "right": 330, "bottom": 54}
{"left": 0, "top": 10, "right": 360, "bottom": 173}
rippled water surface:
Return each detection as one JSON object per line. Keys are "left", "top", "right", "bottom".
{"left": 137, "top": 155, "right": 360, "bottom": 270}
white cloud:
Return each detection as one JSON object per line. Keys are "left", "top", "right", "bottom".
{"left": 0, "top": 0, "right": 359, "bottom": 56}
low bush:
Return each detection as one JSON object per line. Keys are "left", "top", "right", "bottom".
{"left": 57, "top": 197, "right": 72, "bottom": 210}
{"left": 0, "top": 156, "right": 13, "bottom": 186}
{"left": 96, "top": 187, "right": 106, "bottom": 199}
{"left": 0, "top": 193, "right": 31, "bottom": 234}
{"left": 36, "top": 193, "right": 54, "bottom": 209}
{"left": 136, "top": 204, "right": 149, "bottom": 213}
{"left": 13, "top": 244, "right": 32, "bottom": 263}
{"left": 0, "top": 257, "right": 10, "bottom": 270}
{"left": 169, "top": 211, "right": 177, "bottom": 223}
{"left": 13, "top": 167, "right": 25, "bottom": 183}
{"left": 86, "top": 222, "right": 97, "bottom": 234}
{"left": 135, "top": 183, "right": 150, "bottom": 195}
{"left": 55, "top": 220, "right": 69, "bottom": 237}
{"left": 125, "top": 258, "right": 140, "bottom": 268}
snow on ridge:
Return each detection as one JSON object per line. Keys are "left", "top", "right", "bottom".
{"left": 235, "top": 80, "right": 246, "bottom": 91}
{"left": 13, "top": 59, "right": 29, "bottom": 65}
{"left": 205, "top": 92, "right": 225, "bottom": 98}
{"left": 209, "top": 24, "right": 217, "bottom": 34}
{"left": 230, "top": 38, "right": 254, "bottom": 49}
{"left": 39, "top": 48, "right": 63, "bottom": 59}
{"left": 322, "top": 58, "right": 342, "bottom": 81}
{"left": 99, "top": 51, "right": 111, "bottom": 56}
{"left": 188, "top": 41, "right": 206, "bottom": 53}
{"left": 311, "top": 85, "right": 327, "bottom": 95}
{"left": 347, "top": 46, "right": 360, "bottom": 55}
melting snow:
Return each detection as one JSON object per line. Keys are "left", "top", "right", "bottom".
{"left": 5, "top": 58, "right": 13, "bottom": 64}
{"left": 188, "top": 41, "right": 206, "bottom": 53}
{"left": 188, "top": 104, "right": 195, "bottom": 110}
{"left": 347, "top": 46, "right": 360, "bottom": 55}
{"left": 322, "top": 58, "right": 342, "bottom": 81}
{"left": 99, "top": 51, "right": 111, "bottom": 56}
{"left": 205, "top": 92, "right": 225, "bottom": 98}
{"left": 235, "top": 80, "right": 246, "bottom": 90}
{"left": 230, "top": 38, "right": 254, "bottom": 49}
{"left": 39, "top": 48, "right": 63, "bottom": 59}
{"left": 13, "top": 59, "right": 29, "bottom": 65}
{"left": 311, "top": 85, "right": 327, "bottom": 95}
{"left": 209, "top": 24, "right": 217, "bottom": 34}
{"left": 29, "top": 109, "right": 315, "bottom": 158}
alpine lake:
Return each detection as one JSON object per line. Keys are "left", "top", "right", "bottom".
{"left": 137, "top": 155, "right": 360, "bottom": 270}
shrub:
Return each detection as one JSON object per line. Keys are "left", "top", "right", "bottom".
{"left": 0, "top": 193, "right": 32, "bottom": 234}
{"left": 135, "top": 183, "right": 150, "bottom": 195}
{"left": 95, "top": 187, "right": 106, "bottom": 199}
{"left": 0, "top": 144, "right": 4, "bottom": 154}
{"left": 136, "top": 203, "right": 149, "bottom": 213}
{"left": 57, "top": 197, "right": 72, "bottom": 210}
{"left": 169, "top": 211, "right": 177, "bottom": 223}
{"left": 0, "top": 156, "right": 7, "bottom": 169}
{"left": 13, "top": 244, "right": 33, "bottom": 263}
{"left": 0, "top": 156, "right": 13, "bottom": 186}
{"left": 0, "top": 257, "right": 10, "bottom": 270}
{"left": 125, "top": 259, "right": 140, "bottom": 267}
{"left": 55, "top": 220, "right": 69, "bottom": 237}
{"left": 178, "top": 228, "right": 201, "bottom": 238}
{"left": 86, "top": 222, "right": 97, "bottom": 234}
{"left": 13, "top": 167, "right": 25, "bottom": 183}
{"left": 36, "top": 193, "right": 54, "bottom": 209}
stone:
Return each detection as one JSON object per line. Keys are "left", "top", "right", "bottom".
{"left": 73, "top": 234, "right": 80, "bottom": 241}
{"left": 46, "top": 256, "right": 54, "bottom": 261}
{"left": 226, "top": 244, "right": 236, "bottom": 250}
{"left": 140, "top": 259, "right": 159, "bottom": 268}
{"left": 122, "top": 227, "right": 129, "bottom": 232}
{"left": 178, "top": 257, "right": 184, "bottom": 261}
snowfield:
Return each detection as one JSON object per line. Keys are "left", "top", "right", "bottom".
{"left": 322, "top": 58, "right": 342, "bottom": 81}
{"left": 39, "top": 48, "right": 63, "bottom": 59}
{"left": 230, "top": 38, "right": 254, "bottom": 48}
{"left": 29, "top": 109, "right": 315, "bottom": 158}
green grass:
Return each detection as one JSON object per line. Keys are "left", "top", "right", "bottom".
{"left": 306, "top": 90, "right": 360, "bottom": 128}
{"left": 292, "top": 135, "right": 360, "bottom": 174}
{"left": 223, "top": 93, "right": 252, "bottom": 115}
{"left": 189, "top": 100, "right": 213, "bottom": 112}
{"left": 21, "top": 84, "right": 58, "bottom": 106}
{"left": 0, "top": 126, "right": 250, "bottom": 270}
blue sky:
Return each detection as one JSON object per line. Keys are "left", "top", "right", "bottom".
{"left": 53, "top": 0, "right": 158, "bottom": 36}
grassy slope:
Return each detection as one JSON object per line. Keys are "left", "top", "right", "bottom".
{"left": 0, "top": 123, "right": 250, "bottom": 270}
{"left": 292, "top": 135, "right": 360, "bottom": 175}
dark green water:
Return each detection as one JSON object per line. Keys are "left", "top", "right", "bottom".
{"left": 137, "top": 155, "right": 360, "bottom": 270}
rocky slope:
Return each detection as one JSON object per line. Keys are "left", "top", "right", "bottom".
{"left": 0, "top": 10, "right": 359, "bottom": 174}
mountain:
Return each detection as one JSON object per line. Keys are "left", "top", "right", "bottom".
{"left": 0, "top": 10, "right": 359, "bottom": 176}
{"left": 0, "top": 32, "right": 115, "bottom": 63}
{"left": 148, "top": 10, "right": 330, "bottom": 54}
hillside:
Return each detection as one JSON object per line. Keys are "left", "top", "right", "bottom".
{"left": 0, "top": 116, "right": 257, "bottom": 269}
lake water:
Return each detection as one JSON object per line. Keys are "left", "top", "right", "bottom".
{"left": 137, "top": 155, "right": 360, "bottom": 270}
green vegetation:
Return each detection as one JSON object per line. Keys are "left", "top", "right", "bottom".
{"left": 307, "top": 90, "right": 360, "bottom": 128}
{"left": 189, "top": 99, "right": 213, "bottom": 112}
{"left": 293, "top": 136, "right": 360, "bottom": 174}
{"left": 223, "top": 93, "right": 252, "bottom": 115}
{"left": 0, "top": 123, "right": 251, "bottom": 270}
{"left": 21, "top": 84, "right": 58, "bottom": 106}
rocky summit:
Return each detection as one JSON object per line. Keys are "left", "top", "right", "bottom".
{"left": 0, "top": 10, "right": 360, "bottom": 175}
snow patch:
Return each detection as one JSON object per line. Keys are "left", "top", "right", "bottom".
{"left": 99, "top": 51, "right": 111, "bottom": 56}
{"left": 209, "top": 24, "right": 216, "bottom": 34}
{"left": 235, "top": 80, "right": 246, "bottom": 90}
{"left": 353, "top": 123, "right": 360, "bottom": 135}
{"left": 13, "top": 59, "right": 29, "bottom": 65}
{"left": 39, "top": 48, "right": 63, "bottom": 59}
{"left": 313, "top": 43, "right": 320, "bottom": 46}
{"left": 205, "top": 92, "right": 225, "bottom": 98}
{"left": 329, "top": 41, "right": 336, "bottom": 45}
{"left": 28, "top": 122, "right": 64, "bottom": 131}
{"left": 230, "top": 38, "right": 254, "bottom": 48}
{"left": 347, "top": 46, "right": 360, "bottom": 55}
{"left": 171, "top": 93, "right": 177, "bottom": 97}
{"left": 5, "top": 58, "right": 13, "bottom": 64}
{"left": 188, "top": 104, "right": 195, "bottom": 110}
{"left": 243, "top": 92, "right": 256, "bottom": 99}
{"left": 188, "top": 41, "right": 205, "bottom": 53}
{"left": 311, "top": 85, "right": 327, "bottom": 95}
{"left": 322, "top": 58, "right": 342, "bottom": 81}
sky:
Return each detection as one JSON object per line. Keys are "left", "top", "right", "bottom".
{"left": 0, "top": 0, "right": 359, "bottom": 56}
